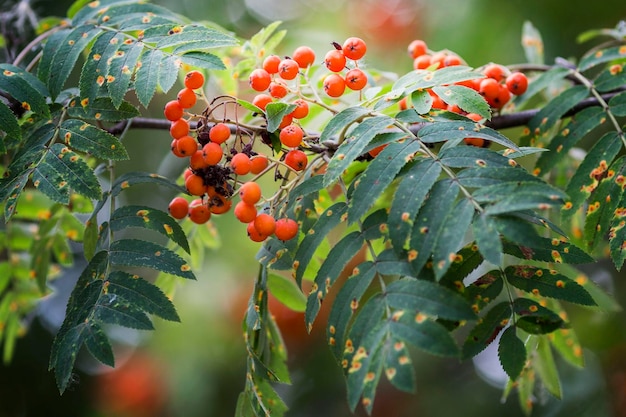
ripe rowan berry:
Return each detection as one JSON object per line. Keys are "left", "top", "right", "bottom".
{"left": 464, "top": 137, "right": 490, "bottom": 147}
{"left": 345, "top": 68, "right": 368, "bottom": 90}
{"left": 506, "top": 72, "right": 528, "bottom": 95}
{"left": 413, "top": 54, "right": 432, "bottom": 70}
{"left": 234, "top": 201, "right": 257, "bottom": 223}
{"left": 491, "top": 84, "right": 511, "bottom": 109}
{"left": 176, "top": 135, "right": 198, "bottom": 157}
{"left": 269, "top": 81, "right": 289, "bottom": 99}
{"left": 443, "top": 54, "right": 462, "bottom": 66}
{"left": 202, "top": 142, "right": 223, "bottom": 165}
{"left": 274, "top": 218, "right": 298, "bottom": 241}
{"left": 342, "top": 37, "right": 367, "bottom": 61}
{"left": 239, "top": 181, "right": 262, "bottom": 205}
{"left": 447, "top": 103, "right": 463, "bottom": 114}
{"left": 190, "top": 149, "right": 208, "bottom": 170}
{"left": 483, "top": 63, "right": 506, "bottom": 81}
{"left": 169, "top": 118, "right": 190, "bottom": 139}
{"left": 164, "top": 100, "right": 183, "bottom": 121}
{"left": 407, "top": 39, "right": 428, "bottom": 59}
{"left": 262, "top": 54, "right": 281, "bottom": 74}
{"left": 284, "top": 149, "right": 308, "bottom": 171}
{"left": 368, "top": 144, "right": 387, "bottom": 158}
{"left": 177, "top": 88, "right": 197, "bottom": 109}
{"left": 184, "top": 70, "right": 205, "bottom": 89}
{"left": 430, "top": 52, "right": 447, "bottom": 69}
{"left": 290, "top": 99, "right": 309, "bottom": 119}
{"left": 231, "top": 153, "right": 252, "bottom": 175}
{"left": 278, "top": 58, "right": 299, "bottom": 80}
{"left": 168, "top": 196, "right": 189, "bottom": 220}
{"left": 428, "top": 90, "right": 446, "bottom": 110}
{"left": 279, "top": 124, "right": 304, "bottom": 148}
{"left": 279, "top": 114, "right": 293, "bottom": 129}
{"left": 292, "top": 45, "right": 316, "bottom": 68}
{"left": 247, "top": 221, "right": 268, "bottom": 242}
{"left": 254, "top": 213, "right": 276, "bottom": 236}
{"left": 209, "top": 194, "right": 232, "bottom": 215}
{"left": 250, "top": 155, "right": 269, "bottom": 174}
{"left": 465, "top": 112, "right": 483, "bottom": 122}
{"left": 183, "top": 167, "right": 193, "bottom": 180}
{"left": 252, "top": 94, "right": 273, "bottom": 111}
{"left": 324, "top": 49, "right": 347, "bottom": 72}
{"left": 188, "top": 199, "right": 211, "bottom": 224}
{"left": 323, "top": 73, "right": 346, "bottom": 97}
{"left": 249, "top": 68, "right": 272, "bottom": 91}
{"left": 209, "top": 123, "right": 231, "bottom": 144}
{"left": 185, "top": 173, "right": 206, "bottom": 196}
{"left": 479, "top": 78, "right": 500, "bottom": 101}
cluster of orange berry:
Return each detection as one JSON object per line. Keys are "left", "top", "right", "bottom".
{"left": 321, "top": 37, "right": 369, "bottom": 97}
{"left": 163, "top": 70, "right": 299, "bottom": 242}
{"left": 402, "top": 39, "right": 529, "bottom": 147}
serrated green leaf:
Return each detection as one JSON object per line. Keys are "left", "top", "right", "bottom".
{"left": 179, "top": 51, "right": 226, "bottom": 70}
{"left": 535, "top": 106, "right": 606, "bottom": 175}
{"left": 484, "top": 192, "right": 562, "bottom": 215}
{"left": 418, "top": 121, "right": 518, "bottom": 149}
{"left": 110, "top": 205, "right": 190, "bottom": 253}
{"left": 462, "top": 301, "right": 511, "bottom": 359}
{"left": 107, "top": 271, "right": 179, "bottom": 321}
{"left": 94, "top": 292, "right": 154, "bottom": 329}
{"left": 439, "top": 145, "right": 514, "bottom": 168}
{"left": 265, "top": 102, "right": 295, "bottom": 133}
{"left": 579, "top": 45, "right": 626, "bottom": 71}
{"left": 32, "top": 156, "right": 71, "bottom": 204}
{"left": 83, "top": 321, "right": 115, "bottom": 367}
{"left": 37, "top": 28, "right": 70, "bottom": 92}
{"left": 319, "top": 106, "right": 371, "bottom": 143}
{"left": 594, "top": 64, "right": 626, "bottom": 92}
{"left": 504, "top": 265, "right": 595, "bottom": 306}
{"left": 0, "top": 64, "right": 50, "bottom": 117}
{"left": 457, "top": 166, "right": 543, "bottom": 188}
{"left": 111, "top": 171, "right": 186, "bottom": 197}
{"left": 344, "top": 294, "right": 386, "bottom": 367}
{"left": 385, "top": 278, "right": 476, "bottom": 321}
{"left": 106, "top": 39, "right": 144, "bottom": 108}
{"left": 134, "top": 48, "right": 162, "bottom": 107}
{"left": 521, "top": 21, "right": 544, "bottom": 65}
{"left": 79, "top": 31, "right": 120, "bottom": 104}
{"left": 0, "top": 99, "right": 21, "bottom": 142}
{"left": 609, "top": 90, "right": 626, "bottom": 116}
{"left": 346, "top": 324, "right": 386, "bottom": 412}
{"left": 473, "top": 213, "right": 503, "bottom": 266}
{"left": 383, "top": 337, "right": 415, "bottom": 393}
{"left": 432, "top": 198, "right": 475, "bottom": 279}
{"left": 393, "top": 65, "right": 482, "bottom": 94}
{"left": 534, "top": 335, "right": 562, "bottom": 398}
{"left": 464, "top": 270, "right": 503, "bottom": 313}
{"left": 1, "top": 172, "right": 30, "bottom": 220}
{"left": 109, "top": 239, "right": 195, "bottom": 280}
{"left": 409, "top": 89, "right": 432, "bottom": 114}
{"left": 609, "top": 193, "right": 626, "bottom": 270}
{"left": 40, "top": 143, "right": 102, "bottom": 200}
{"left": 60, "top": 119, "right": 129, "bottom": 160}
{"left": 472, "top": 181, "right": 567, "bottom": 206}
{"left": 158, "top": 54, "right": 181, "bottom": 94}
{"left": 585, "top": 156, "right": 626, "bottom": 251}
{"left": 409, "top": 179, "right": 459, "bottom": 274}
{"left": 513, "top": 298, "right": 565, "bottom": 334}
{"left": 293, "top": 202, "right": 348, "bottom": 285}
{"left": 267, "top": 273, "right": 306, "bottom": 312}
{"left": 67, "top": 97, "right": 139, "bottom": 121}
{"left": 348, "top": 139, "right": 420, "bottom": 223}
{"left": 388, "top": 158, "right": 441, "bottom": 254}
{"left": 432, "top": 85, "right": 491, "bottom": 118}
{"left": 306, "top": 231, "right": 365, "bottom": 328}
{"left": 52, "top": 322, "right": 94, "bottom": 392}
{"left": 155, "top": 24, "right": 237, "bottom": 50}
{"left": 498, "top": 326, "right": 526, "bottom": 380}
{"left": 391, "top": 313, "right": 460, "bottom": 357}
{"left": 549, "top": 325, "right": 584, "bottom": 368}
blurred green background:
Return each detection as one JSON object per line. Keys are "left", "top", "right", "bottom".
{"left": 1, "top": 0, "right": 626, "bottom": 416}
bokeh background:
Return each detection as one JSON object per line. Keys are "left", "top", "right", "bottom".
{"left": 1, "top": 0, "right": 626, "bottom": 416}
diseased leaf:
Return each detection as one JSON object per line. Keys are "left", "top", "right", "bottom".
{"left": 67, "top": 97, "right": 139, "bottom": 121}
{"left": 484, "top": 192, "right": 562, "bottom": 215}
{"left": 106, "top": 39, "right": 144, "bottom": 108}
{"left": 579, "top": 45, "right": 626, "bottom": 71}
{"left": 0, "top": 64, "right": 50, "bottom": 117}
{"left": 60, "top": 119, "right": 129, "bottom": 160}
{"left": 462, "top": 301, "right": 511, "bottom": 359}
{"left": 318, "top": 106, "right": 372, "bottom": 144}
{"left": 513, "top": 298, "right": 565, "bottom": 334}
{"left": 179, "top": 51, "right": 226, "bottom": 69}
{"left": 418, "top": 121, "right": 518, "bottom": 149}
{"left": 457, "top": 166, "right": 542, "bottom": 188}
{"left": 432, "top": 84, "right": 491, "bottom": 118}
{"left": 111, "top": 171, "right": 186, "bottom": 197}
{"left": 432, "top": 198, "right": 475, "bottom": 279}
{"left": 2, "top": 172, "right": 30, "bottom": 220}
{"left": 79, "top": 31, "right": 120, "bottom": 104}
{"left": 94, "top": 293, "right": 154, "bottom": 330}
{"left": 155, "top": 24, "right": 237, "bottom": 50}
{"left": 473, "top": 213, "right": 503, "bottom": 266}
{"left": 609, "top": 193, "right": 626, "bottom": 270}
{"left": 498, "top": 326, "right": 526, "bottom": 380}
{"left": 265, "top": 102, "right": 295, "bottom": 133}
{"left": 609, "top": 90, "right": 626, "bottom": 116}
{"left": 83, "top": 322, "right": 115, "bottom": 367}
{"left": 41, "top": 143, "right": 102, "bottom": 200}
{"left": 390, "top": 313, "right": 460, "bottom": 357}
{"left": 521, "top": 21, "right": 544, "bottom": 65}
{"left": 109, "top": 239, "right": 195, "bottom": 280}
{"left": 439, "top": 145, "right": 514, "bottom": 168}
{"left": 465, "top": 270, "right": 503, "bottom": 313}
{"left": 504, "top": 265, "right": 595, "bottom": 306}
{"left": 0, "top": 100, "right": 20, "bottom": 143}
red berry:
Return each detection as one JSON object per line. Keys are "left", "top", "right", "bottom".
{"left": 184, "top": 70, "right": 205, "bottom": 89}
{"left": 292, "top": 46, "right": 316, "bottom": 68}
{"left": 164, "top": 100, "right": 183, "bottom": 121}
{"left": 284, "top": 149, "right": 308, "bottom": 171}
{"left": 278, "top": 58, "right": 299, "bottom": 80}
{"left": 247, "top": 221, "right": 268, "bottom": 242}
{"left": 168, "top": 197, "right": 189, "bottom": 220}
{"left": 269, "top": 81, "right": 289, "bottom": 99}
{"left": 342, "top": 37, "right": 367, "bottom": 61}
{"left": 262, "top": 55, "right": 281, "bottom": 74}
{"left": 323, "top": 73, "right": 346, "bottom": 98}
{"left": 176, "top": 135, "right": 198, "bottom": 157}
{"left": 345, "top": 68, "right": 368, "bottom": 90}
{"left": 169, "top": 118, "right": 190, "bottom": 139}
{"left": 413, "top": 54, "right": 432, "bottom": 70}
{"left": 274, "top": 218, "right": 298, "bottom": 241}
{"left": 290, "top": 99, "right": 309, "bottom": 119}
{"left": 250, "top": 155, "right": 269, "bottom": 174}
{"left": 249, "top": 68, "right": 271, "bottom": 91}
{"left": 324, "top": 49, "right": 346, "bottom": 72}
{"left": 188, "top": 199, "right": 211, "bottom": 224}
{"left": 407, "top": 39, "right": 428, "bottom": 59}
{"left": 177, "top": 88, "right": 197, "bottom": 109}
{"left": 279, "top": 124, "right": 304, "bottom": 148}
{"left": 506, "top": 72, "right": 528, "bottom": 95}
{"left": 239, "top": 181, "right": 262, "bottom": 205}
{"left": 231, "top": 153, "right": 252, "bottom": 176}
{"left": 252, "top": 94, "right": 273, "bottom": 111}
{"left": 234, "top": 201, "right": 257, "bottom": 223}
{"left": 254, "top": 213, "right": 276, "bottom": 236}
{"left": 209, "top": 123, "right": 231, "bottom": 144}
{"left": 185, "top": 173, "right": 206, "bottom": 196}
{"left": 483, "top": 63, "right": 506, "bottom": 81}
{"left": 202, "top": 142, "right": 223, "bottom": 165}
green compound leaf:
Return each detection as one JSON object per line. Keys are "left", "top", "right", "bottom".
{"left": 106, "top": 39, "right": 144, "bottom": 108}
{"left": 135, "top": 48, "right": 163, "bottom": 108}
{"left": 59, "top": 119, "right": 129, "bottom": 160}
{"left": 111, "top": 171, "right": 186, "bottom": 197}
{"left": 348, "top": 139, "right": 421, "bottom": 223}
{"left": 324, "top": 115, "right": 394, "bottom": 186}
{"left": 0, "top": 100, "right": 20, "bottom": 143}
{"left": 388, "top": 158, "right": 441, "bottom": 254}
{"left": 0, "top": 64, "right": 50, "bottom": 117}
{"left": 67, "top": 97, "right": 140, "bottom": 121}
{"left": 107, "top": 271, "right": 180, "bottom": 322}
{"left": 385, "top": 278, "right": 477, "bottom": 321}
{"left": 110, "top": 205, "right": 190, "bottom": 253}
{"left": 109, "top": 239, "right": 196, "bottom": 280}
{"left": 306, "top": 231, "right": 365, "bottom": 329}
{"left": 432, "top": 84, "right": 491, "bottom": 118}
{"left": 504, "top": 265, "right": 595, "bottom": 306}
{"left": 563, "top": 131, "right": 622, "bottom": 221}
{"left": 462, "top": 301, "right": 511, "bottom": 359}
{"left": 579, "top": 44, "right": 626, "bottom": 71}
{"left": 513, "top": 298, "right": 565, "bottom": 334}
{"left": 535, "top": 106, "right": 606, "bottom": 175}
{"left": 498, "top": 326, "right": 526, "bottom": 380}
{"left": 293, "top": 202, "right": 348, "bottom": 285}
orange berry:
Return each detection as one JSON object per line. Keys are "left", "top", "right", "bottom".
{"left": 249, "top": 68, "right": 271, "bottom": 91}
{"left": 342, "top": 37, "right": 367, "bottom": 61}
{"left": 269, "top": 81, "right": 289, "bottom": 99}
{"left": 279, "top": 114, "right": 293, "bottom": 129}
{"left": 250, "top": 155, "right": 269, "bottom": 174}
{"left": 247, "top": 221, "right": 268, "bottom": 242}
{"left": 279, "top": 124, "right": 304, "bottom": 148}
{"left": 234, "top": 201, "right": 257, "bottom": 223}
{"left": 278, "top": 58, "right": 299, "bottom": 80}
{"left": 447, "top": 103, "right": 463, "bottom": 114}
{"left": 491, "top": 84, "right": 511, "bottom": 109}
{"left": 169, "top": 118, "right": 189, "bottom": 139}
{"left": 262, "top": 55, "right": 281, "bottom": 74}
{"left": 323, "top": 73, "right": 346, "bottom": 97}
{"left": 430, "top": 52, "right": 447, "bottom": 69}
{"left": 506, "top": 72, "right": 528, "bottom": 96}
{"left": 407, "top": 39, "right": 428, "bottom": 59}
{"left": 466, "top": 112, "right": 483, "bottom": 122}
{"left": 290, "top": 99, "right": 309, "bottom": 119}
{"left": 284, "top": 149, "right": 308, "bottom": 171}
{"left": 254, "top": 213, "right": 276, "bottom": 236}
{"left": 177, "top": 87, "right": 197, "bottom": 109}
{"left": 185, "top": 173, "right": 206, "bottom": 196}
{"left": 428, "top": 90, "right": 446, "bottom": 110}
{"left": 252, "top": 94, "right": 273, "bottom": 111}
{"left": 324, "top": 49, "right": 346, "bottom": 72}
{"left": 231, "top": 153, "right": 252, "bottom": 176}
{"left": 345, "top": 68, "right": 368, "bottom": 90}
{"left": 209, "top": 194, "right": 232, "bottom": 215}
{"left": 274, "top": 218, "right": 298, "bottom": 241}
{"left": 202, "top": 142, "right": 223, "bottom": 165}
{"left": 184, "top": 70, "right": 205, "bottom": 89}
{"left": 483, "top": 63, "right": 507, "bottom": 81}
{"left": 368, "top": 144, "right": 387, "bottom": 158}
{"left": 176, "top": 135, "right": 198, "bottom": 157}
{"left": 209, "top": 123, "right": 231, "bottom": 144}
{"left": 413, "top": 54, "right": 432, "bottom": 70}
{"left": 168, "top": 196, "right": 189, "bottom": 220}
{"left": 164, "top": 100, "right": 183, "bottom": 121}
{"left": 188, "top": 199, "right": 211, "bottom": 224}
{"left": 464, "top": 137, "right": 490, "bottom": 148}
{"left": 443, "top": 54, "right": 462, "bottom": 67}
{"left": 183, "top": 167, "right": 193, "bottom": 180}
{"left": 479, "top": 78, "right": 500, "bottom": 101}
{"left": 292, "top": 45, "right": 316, "bottom": 68}
{"left": 239, "top": 181, "right": 262, "bottom": 205}
{"left": 190, "top": 149, "right": 208, "bottom": 170}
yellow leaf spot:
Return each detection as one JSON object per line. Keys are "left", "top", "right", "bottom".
{"left": 93, "top": 53, "right": 101, "bottom": 61}
{"left": 398, "top": 355, "right": 410, "bottom": 365}
{"left": 385, "top": 368, "right": 397, "bottom": 380}
{"left": 407, "top": 249, "right": 418, "bottom": 262}
{"left": 415, "top": 312, "right": 427, "bottom": 323}
{"left": 120, "top": 180, "right": 130, "bottom": 189}
{"left": 394, "top": 341, "right": 405, "bottom": 351}
{"left": 163, "top": 224, "right": 173, "bottom": 235}
{"left": 532, "top": 288, "right": 540, "bottom": 295}
{"left": 96, "top": 75, "right": 105, "bottom": 86}
{"left": 181, "top": 264, "right": 191, "bottom": 272}
{"left": 59, "top": 181, "right": 67, "bottom": 188}
{"left": 556, "top": 280, "right": 565, "bottom": 288}
{"left": 3, "top": 70, "right": 15, "bottom": 76}
{"left": 106, "top": 75, "right": 116, "bottom": 83}
{"left": 391, "top": 310, "right": 405, "bottom": 321}
{"left": 68, "top": 40, "right": 75, "bottom": 46}
{"left": 329, "top": 337, "right": 335, "bottom": 346}
{"left": 95, "top": 112, "right": 102, "bottom": 120}
{"left": 22, "top": 102, "right": 31, "bottom": 111}
{"left": 364, "top": 372, "right": 376, "bottom": 383}
{"left": 155, "top": 251, "right": 162, "bottom": 256}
